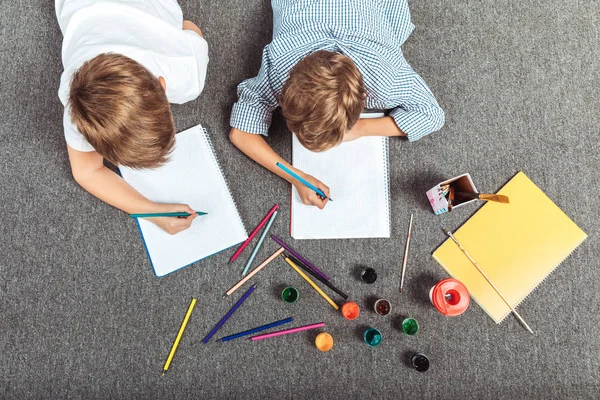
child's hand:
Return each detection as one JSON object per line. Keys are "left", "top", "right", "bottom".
{"left": 146, "top": 204, "right": 198, "bottom": 235}
{"left": 294, "top": 173, "right": 331, "bottom": 210}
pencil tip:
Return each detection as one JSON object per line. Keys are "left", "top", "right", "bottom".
{"left": 222, "top": 294, "right": 227, "bottom": 298}
{"left": 161, "top": 372, "right": 165, "bottom": 377}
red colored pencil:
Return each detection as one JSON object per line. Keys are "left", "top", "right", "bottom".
{"left": 229, "top": 204, "right": 279, "bottom": 263}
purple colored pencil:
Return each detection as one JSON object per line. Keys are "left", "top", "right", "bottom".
{"left": 202, "top": 283, "right": 257, "bottom": 344}
{"left": 270, "top": 235, "right": 329, "bottom": 281}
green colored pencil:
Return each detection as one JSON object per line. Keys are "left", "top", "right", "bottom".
{"left": 129, "top": 211, "right": 207, "bottom": 218}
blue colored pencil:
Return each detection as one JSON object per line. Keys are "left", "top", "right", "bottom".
{"left": 242, "top": 211, "right": 278, "bottom": 276}
{"left": 276, "top": 162, "right": 332, "bottom": 201}
{"left": 202, "top": 284, "right": 257, "bottom": 344}
{"left": 216, "top": 317, "right": 293, "bottom": 342}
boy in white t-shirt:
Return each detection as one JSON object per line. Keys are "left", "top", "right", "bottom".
{"left": 56, "top": 0, "right": 209, "bottom": 234}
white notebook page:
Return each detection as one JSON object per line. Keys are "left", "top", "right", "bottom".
{"left": 291, "top": 133, "right": 391, "bottom": 240}
{"left": 120, "top": 125, "right": 247, "bottom": 276}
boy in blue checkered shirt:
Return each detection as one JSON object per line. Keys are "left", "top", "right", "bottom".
{"left": 230, "top": 0, "right": 444, "bottom": 209}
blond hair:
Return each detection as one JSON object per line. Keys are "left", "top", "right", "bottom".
{"left": 280, "top": 50, "right": 365, "bottom": 151}
{"left": 68, "top": 53, "right": 175, "bottom": 168}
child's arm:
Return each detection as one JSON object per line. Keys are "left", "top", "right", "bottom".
{"left": 344, "top": 116, "right": 405, "bottom": 142}
{"left": 346, "top": 71, "right": 445, "bottom": 142}
{"left": 229, "top": 128, "right": 330, "bottom": 209}
{"left": 182, "top": 20, "right": 203, "bottom": 37}
{"left": 67, "top": 145, "right": 198, "bottom": 234}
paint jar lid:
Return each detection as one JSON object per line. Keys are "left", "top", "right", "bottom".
{"left": 341, "top": 301, "right": 360, "bottom": 320}
{"left": 363, "top": 327, "right": 382, "bottom": 347}
{"left": 411, "top": 353, "right": 430, "bottom": 372}
{"left": 431, "top": 278, "right": 470, "bottom": 316}
{"left": 361, "top": 268, "right": 378, "bottom": 284}
{"left": 374, "top": 299, "right": 391, "bottom": 316}
{"left": 281, "top": 287, "right": 299, "bottom": 304}
{"left": 402, "top": 318, "right": 419, "bottom": 336}
{"left": 315, "top": 332, "right": 334, "bottom": 352}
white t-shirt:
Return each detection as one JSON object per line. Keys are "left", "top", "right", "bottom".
{"left": 56, "top": 0, "right": 209, "bottom": 152}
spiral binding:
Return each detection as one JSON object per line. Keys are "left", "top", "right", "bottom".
{"left": 382, "top": 137, "right": 391, "bottom": 235}
{"left": 197, "top": 125, "right": 248, "bottom": 236}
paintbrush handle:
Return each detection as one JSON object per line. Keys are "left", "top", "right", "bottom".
{"left": 478, "top": 194, "right": 510, "bottom": 203}
{"left": 454, "top": 192, "right": 509, "bottom": 204}
{"left": 445, "top": 230, "right": 533, "bottom": 334}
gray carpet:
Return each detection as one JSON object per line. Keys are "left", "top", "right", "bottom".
{"left": 1, "top": 1, "right": 599, "bottom": 399}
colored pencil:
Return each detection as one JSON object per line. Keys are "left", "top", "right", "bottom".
{"left": 242, "top": 211, "right": 278, "bottom": 276}
{"left": 130, "top": 212, "right": 207, "bottom": 218}
{"left": 399, "top": 213, "right": 414, "bottom": 293}
{"left": 275, "top": 162, "right": 332, "bottom": 201}
{"left": 247, "top": 322, "right": 326, "bottom": 341}
{"left": 223, "top": 248, "right": 284, "bottom": 297}
{"left": 271, "top": 234, "right": 329, "bottom": 281}
{"left": 162, "top": 298, "right": 196, "bottom": 376}
{"left": 203, "top": 284, "right": 257, "bottom": 344}
{"left": 287, "top": 254, "right": 348, "bottom": 300}
{"left": 216, "top": 317, "right": 293, "bottom": 342}
{"left": 443, "top": 228, "right": 534, "bottom": 334}
{"left": 282, "top": 256, "right": 339, "bottom": 310}
{"left": 229, "top": 204, "right": 279, "bottom": 263}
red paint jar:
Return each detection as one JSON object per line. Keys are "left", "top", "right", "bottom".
{"left": 429, "top": 278, "right": 470, "bottom": 316}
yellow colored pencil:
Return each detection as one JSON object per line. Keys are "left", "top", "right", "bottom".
{"left": 162, "top": 298, "right": 196, "bottom": 376}
{"left": 282, "top": 256, "right": 339, "bottom": 310}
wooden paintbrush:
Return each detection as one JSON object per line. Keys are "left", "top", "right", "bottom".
{"left": 455, "top": 192, "right": 510, "bottom": 204}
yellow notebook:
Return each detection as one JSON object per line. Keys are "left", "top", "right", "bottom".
{"left": 432, "top": 172, "right": 587, "bottom": 323}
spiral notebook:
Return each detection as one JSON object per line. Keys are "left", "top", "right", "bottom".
{"left": 432, "top": 172, "right": 587, "bottom": 323}
{"left": 120, "top": 124, "right": 247, "bottom": 277}
{"left": 290, "top": 120, "right": 391, "bottom": 239}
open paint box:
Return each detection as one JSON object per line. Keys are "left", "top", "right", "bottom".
{"left": 426, "top": 173, "right": 478, "bottom": 215}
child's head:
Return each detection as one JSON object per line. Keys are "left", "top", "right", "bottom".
{"left": 280, "top": 50, "right": 365, "bottom": 151}
{"left": 68, "top": 53, "right": 175, "bottom": 168}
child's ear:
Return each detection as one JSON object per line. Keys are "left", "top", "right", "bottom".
{"left": 158, "top": 76, "right": 166, "bottom": 92}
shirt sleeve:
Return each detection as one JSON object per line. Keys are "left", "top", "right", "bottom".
{"left": 159, "top": 29, "right": 209, "bottom": 104}
{"left": 180, "top": 30, "right": 209, "bottom": 103}
{"left": 389, "top": 69, "right": 445, "bottom": 142}
{"left": 63, "top": 108, "right": 95, "bottom": 152}
{"left": 230, "top": 47, "right": 279, "bottom": 136}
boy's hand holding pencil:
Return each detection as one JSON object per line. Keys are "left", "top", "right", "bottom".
{"left": 275, "top": 162, "right": 331, "bottom": 209}
{"left": 134, "top": 204, "right": 199, "bottom": 235}
{"left": 293, "top": 171, "right": 331, "bottom": 210}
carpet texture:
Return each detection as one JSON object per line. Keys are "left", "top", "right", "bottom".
{"left": 1, "top": 1, "right": 599, "bottom": 399}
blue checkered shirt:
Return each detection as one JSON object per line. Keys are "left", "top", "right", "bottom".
{"left": 230, "top": 0, "right": 445, "bottom": 142}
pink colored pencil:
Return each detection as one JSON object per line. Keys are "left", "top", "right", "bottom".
{"left": 247, "top": 322, "right": 325, "bottom": 341}
{"left": 229, "top": 204, "right": 279, "bottom": 263}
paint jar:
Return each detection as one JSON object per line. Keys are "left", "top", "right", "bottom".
{"left": 281, "top": 287, "right": 299, "bottom": 304}
{"left": 341, "top": 301, "right": 360, "bottom": 320}
{"left": 429, "top": 278, "right": 470, "bottom": 316}
{"left": 374, "top": 299, "right": 391, "bottom": 316}
{"left": 315, "top": 332, "right": 334, "bottom": 352}
{"left": 411, "top": 353, "right": 430, "bottom": 372}
{"left": 402, "top": 318, "right": 419, "bottom": 336}
{"left": 361, "top": 267, "right": 378, "bottom": 284}
{"left": 363, "top": 327, "right": 382, "bottom": 347}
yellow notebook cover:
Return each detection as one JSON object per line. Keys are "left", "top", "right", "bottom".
{"left": 432, "top": 172, "right": 587, "bottom": 323}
